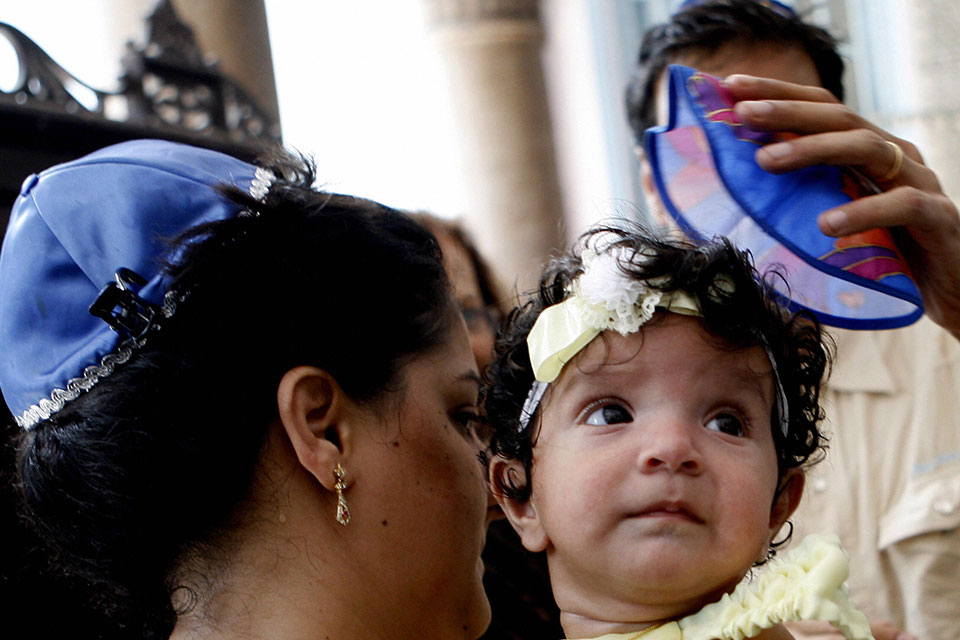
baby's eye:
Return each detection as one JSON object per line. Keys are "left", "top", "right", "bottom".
{"left": 705, "top": 413, "right": 744, "bottom": 436}
{"left": 585, "top": 404, "right": 632, "bottom": 426}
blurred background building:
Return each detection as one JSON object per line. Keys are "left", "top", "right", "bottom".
{"left": 3, "top": 0, "right": 958, "bottom": 295}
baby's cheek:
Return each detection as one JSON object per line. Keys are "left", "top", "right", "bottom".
{"left": 727, "top": 474, "right": 780, "bottom": 536}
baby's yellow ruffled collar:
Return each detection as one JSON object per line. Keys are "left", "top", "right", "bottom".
{"left": 567, "top": 534, "right": 873, "bottom": 640}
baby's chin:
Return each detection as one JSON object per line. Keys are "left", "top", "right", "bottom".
{"left": 618, "top": 548, "right": 745, "bottom": 594}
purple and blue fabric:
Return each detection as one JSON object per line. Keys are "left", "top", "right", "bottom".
{"left": 643, "top": 64, "right": 923, "bottom": 330}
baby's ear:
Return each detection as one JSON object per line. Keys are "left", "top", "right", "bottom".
{"left": 488, "top": 456, "right": 549, "bottom": 552}
{"left": 769, "top": 469, "right": 805, "bottom": 533}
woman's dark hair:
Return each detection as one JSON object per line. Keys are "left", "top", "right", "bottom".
{"left": 625, "top": 0, "right": 845, "bottom": 143}
{"left": 15, "top": 149, "right": 456, "bottom": 639}
{"left": 485, "top": 226, "right": 831, "bottom": 510}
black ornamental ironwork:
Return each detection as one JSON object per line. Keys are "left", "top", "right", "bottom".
{"left": 0, "top": 0, "right": 281, "bottom": 233}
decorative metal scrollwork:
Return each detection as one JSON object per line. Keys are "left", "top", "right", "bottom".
{"left": 0, "top": 0, "right": 280, "bottom": 145}
{"left": 0, "top": 22, "right": 112, "bottom": 116}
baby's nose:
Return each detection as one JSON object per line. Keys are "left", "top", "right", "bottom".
{"left": 637, "top": 420, "right": 703, "bottom": 474}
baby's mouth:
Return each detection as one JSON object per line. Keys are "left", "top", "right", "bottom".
{"left": 633, "top": 500, "right": 704, "bottom": 524}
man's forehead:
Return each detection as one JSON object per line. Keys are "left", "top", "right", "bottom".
{"left": 654, "top": 41, "right": 822, "bottom": 127}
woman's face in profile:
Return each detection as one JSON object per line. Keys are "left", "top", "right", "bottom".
{"left": 351, "top": 314, "right": 493, "bottom": 636}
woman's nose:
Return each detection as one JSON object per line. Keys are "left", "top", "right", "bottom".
{"left": 637, "top": 420, "right": 702, "bottom": 475}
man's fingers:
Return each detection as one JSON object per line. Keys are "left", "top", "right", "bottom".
{"left": 734, "top": 99, "right": 923, "bottom": 163}
{"left": 753, "top": 131, "right": 938, "bottom": 191}
{"left": 818, "top": 185, "right": 955, "bottom": 237}
{"left": 723, "top": 73, "right": 839, "bottom": 103}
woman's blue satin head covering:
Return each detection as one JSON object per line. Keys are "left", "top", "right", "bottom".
{"left": 0, "top": 139, "right": 269, "bottom": 428}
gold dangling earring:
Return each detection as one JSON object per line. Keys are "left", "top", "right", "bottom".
{"left": 333, "top": 463, "right": 351, "bottom": 526}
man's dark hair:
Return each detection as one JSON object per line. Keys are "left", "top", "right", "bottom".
{"left": 625, "top": 0, "right": 844, "bottom": 143}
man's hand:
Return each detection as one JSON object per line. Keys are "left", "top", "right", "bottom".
{"left": 725, "top": 74, "right": 960, "bottom": 340}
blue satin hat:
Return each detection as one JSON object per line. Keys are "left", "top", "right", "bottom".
{"left": 0, "top": 139, "right": 273, "bottom": 429}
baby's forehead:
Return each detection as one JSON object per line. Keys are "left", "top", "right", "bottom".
{"left": 554, "top": 314, "right": 773, "bottom": 393}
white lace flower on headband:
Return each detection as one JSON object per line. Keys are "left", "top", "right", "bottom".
{"left": 525, "top": 246, "right": 700, "bottom": 387}
{"left": 568, "top": 247, "right": 662, "bottom": 335}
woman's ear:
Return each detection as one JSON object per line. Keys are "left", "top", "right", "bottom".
{"left": 276, "top": 366, "right": 352, "bottom": 492}
{"left": 769, "top": 469, "right": 805, "bottom": 534}
{"left": 488, "top": 456, "right": 549, "bottom": 553}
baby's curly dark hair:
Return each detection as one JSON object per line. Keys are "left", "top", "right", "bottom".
{"left": 485, "top": 226, "right": 831, "bottom": 508}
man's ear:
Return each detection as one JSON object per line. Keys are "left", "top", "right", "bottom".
{"left": 276, "top": 366, "right": 352, "bottom": 492}
{"left": 488, "top": 456, "right": 549, "bottom": 553}
{"left": 770, "top": 469, "right": 805, "bottom": 534}
{"left": 636, "top": 145, "right": 677, "bottom": 229}
{"left": 636, "top": 145, "right": 658, "bottom": 203}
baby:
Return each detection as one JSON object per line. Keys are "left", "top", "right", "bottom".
{"left": 484, "top": 227, "right": 873, "bottom": 640}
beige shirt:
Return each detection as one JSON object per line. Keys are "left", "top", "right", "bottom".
{"left": 789, "top": 317, "right": 960, "bottom": 640}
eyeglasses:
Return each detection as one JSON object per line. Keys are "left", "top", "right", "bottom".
{"left": 460, "top": 305, "right": 503, "bottom": 334}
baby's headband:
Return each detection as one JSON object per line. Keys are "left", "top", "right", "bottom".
{"left": 519, "top": 244, "right": 789, "bottom": 435}
{"left": 0, "top": 139, "right": 274, "bottom": 429}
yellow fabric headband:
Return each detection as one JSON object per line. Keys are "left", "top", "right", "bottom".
{"left": 518, "top": 245, "right": 788, "bottom": 435}
{"left": 527, "top": 245, "right": 704, "bottom": 384}
{"left": 527, "top": 287, "right": 701, "bottom": 384}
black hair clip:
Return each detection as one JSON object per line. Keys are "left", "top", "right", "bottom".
{"left": 89, "top": 268, "right": 162, "bottom": 341}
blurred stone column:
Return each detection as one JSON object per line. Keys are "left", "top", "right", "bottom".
{"left": 103, "top": 0, "right": 279, "bottom": 130}
{"left": 422, "top": 0, "right": 565, "bottom": 295}
{"left": 895, "top": 0, "right": 960, "bottom": 202}
{"left": 171, "top": 0, "right": 280, "bottom": 129}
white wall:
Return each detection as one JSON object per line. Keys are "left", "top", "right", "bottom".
{"left": 265, "top": 0, "right": 467, "bottom": 216}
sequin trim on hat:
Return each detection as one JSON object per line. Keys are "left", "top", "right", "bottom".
{"left": 16, "top": 289, "right": 181, "bottom": 429}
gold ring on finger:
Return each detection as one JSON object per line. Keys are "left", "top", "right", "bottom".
{"left": 880, "top": 140, "right": 904, "bottom": 182}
